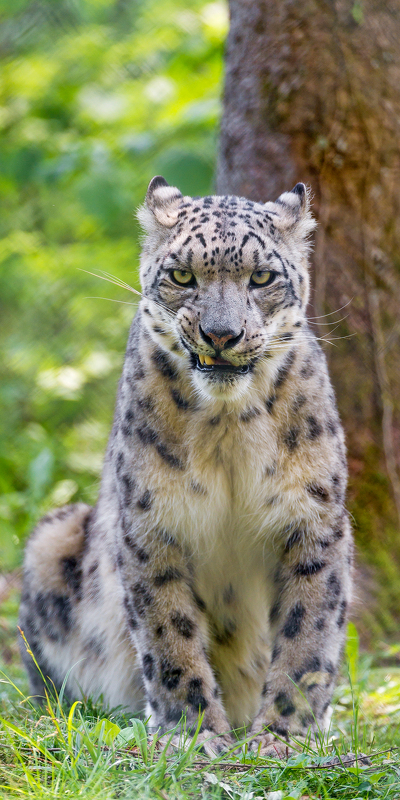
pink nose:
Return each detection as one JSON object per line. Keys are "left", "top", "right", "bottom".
{"left": 199, "top": 325, "right": 245, "bottom": 351}
{"left": 206, "top": 331, "right": 236, "bottom": 348}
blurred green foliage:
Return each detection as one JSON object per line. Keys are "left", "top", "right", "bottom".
{"left": 0, "top": 0, "right": 228, "bottom": 568}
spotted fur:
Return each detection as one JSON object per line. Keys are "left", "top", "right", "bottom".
{"left": 19, "top": 177, "right": 352, "bottom": 757}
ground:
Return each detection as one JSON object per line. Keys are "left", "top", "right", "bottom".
{"left": 0, "top": 573, "right": 400, "bottom": 799}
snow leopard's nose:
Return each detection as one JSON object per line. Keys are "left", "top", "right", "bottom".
{"left": 199, "top": 325, "right": 245, "bottom": 351}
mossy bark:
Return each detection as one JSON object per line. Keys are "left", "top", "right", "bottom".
{"left": 217, "top": 0, "right": 400, "bottom": 643}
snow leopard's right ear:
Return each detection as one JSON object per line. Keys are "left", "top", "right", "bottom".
{"left": 137, "top": 176, "right": 184, "bottom": 234}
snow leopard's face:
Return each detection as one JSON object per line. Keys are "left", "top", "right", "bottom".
{"left": 138, "top": 177, "right": 316, "bottom": 400}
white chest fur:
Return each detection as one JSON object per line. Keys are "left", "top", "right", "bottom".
{"left": 150, "top": 404, "right": 284, "bottom": 726}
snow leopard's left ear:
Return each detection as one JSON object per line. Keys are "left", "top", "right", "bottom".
{"left": 137, "top": 176, "right": 184, "bottom": 234}
{"left": 264, "top": 183, "right": 316, "bottom": 244}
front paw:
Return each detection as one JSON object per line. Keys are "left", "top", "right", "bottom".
{"left": 196, "top": 729, "right": 235, "bottom": 758}
{"left": 248, "top": 732, "right": 293, "bottom": 759}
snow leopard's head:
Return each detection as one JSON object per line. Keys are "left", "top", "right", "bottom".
{"left": 138, "top": 176, "right": 316, "bottom": 400}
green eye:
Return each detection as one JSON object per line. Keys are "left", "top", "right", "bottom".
{"left": 171, "top": 270, "right": 196, "bottom": 286}
{"left": 250, "top": 270, "right": 275, "bottom": 287}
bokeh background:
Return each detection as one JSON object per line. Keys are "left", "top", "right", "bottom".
{"left": 2, "top": 6, "right": 400, "bottom": 793}
{"left": 0, "top": 0, "right": 227, "bottom": 571}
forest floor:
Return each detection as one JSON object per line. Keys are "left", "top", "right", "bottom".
{"left": 1, "top": 576, "right": 400, "bottom": 800}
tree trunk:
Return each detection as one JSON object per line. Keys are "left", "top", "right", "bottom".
{"left": 217, "top": 0, "right": 400, "bottom": 643}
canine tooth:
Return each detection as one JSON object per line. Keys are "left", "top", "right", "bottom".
{"left": 199, "top": 354, "right": 205, "bottom": 365}
{"left": 204, "top": 355, "right": 216, "bottom": 365}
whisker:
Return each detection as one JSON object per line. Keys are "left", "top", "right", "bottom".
{"left": 99, "top": 270, "right": 176, "bottom": 318}
{"left": 78, "top": 268, "right": 176, "bottom": 320}
{"left": 307, "top": 314, "right": 350, "bottom": 327}
{"left": 317, "top": 322, "right": 355, "bottom": 341}
{"left": 262, "top": 342, "right": 338, "bottom": 353}
{"left": 271, "top": 327, "right": 357, "bottom": 344}
{"left": 100, "top": 270, "right": 148, "bottom": 298}
{"left": 319, "top": 321, "right": 343, "bottom": 336}
{"left": 307, "top": 299, "right": 354, "bottom": 320}
{"left": 265, "top": 332, "right": 357, "bottom": 350}
{"left": 78, "top": 268, "right": 144, "bottom": 298}
{"left": 319, "top": 334, "right": 357, "bottom": 342}
{"left": 84, "top": 296, "right": 140, "bottom": 306}
{"left": 271, "top": 334, "right": 355, "bottom": 345}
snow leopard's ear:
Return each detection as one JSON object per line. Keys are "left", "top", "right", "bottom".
{"left": 137, "top": 176, "right": 183, "bottom": 234}
{"left": 264, "top": 183, "right": 316, "bottom": 246}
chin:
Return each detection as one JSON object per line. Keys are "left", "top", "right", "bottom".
{"left": 192, "top": 370, "right": 252, "bottom": 403}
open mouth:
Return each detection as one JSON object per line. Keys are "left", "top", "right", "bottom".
{"left": 191, "top": 353, "right": 251, "bottom": 375}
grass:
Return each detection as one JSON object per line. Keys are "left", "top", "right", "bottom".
{"left": 1, "top": 581, "right": 400, "bottom": 799}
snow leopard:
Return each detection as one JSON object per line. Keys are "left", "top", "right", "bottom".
{"left": 19, "top": 176, "right": 352, "bottom": 757}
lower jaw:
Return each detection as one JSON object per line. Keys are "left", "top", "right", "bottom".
{"left": 197, "top": 368, "right": 250, "bottom": 382}
{"left": 192, "top": 370, "right": 251, "bottom": 401}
